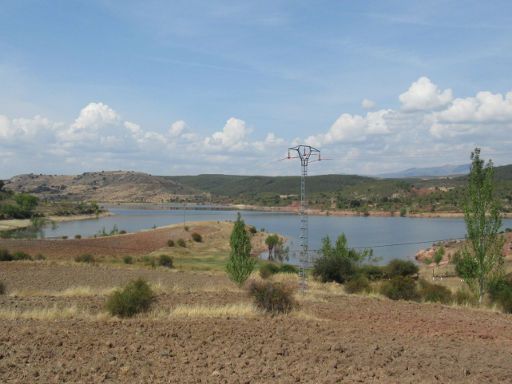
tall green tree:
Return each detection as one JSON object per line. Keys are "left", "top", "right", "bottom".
{"left": 226, "top": 213, "right": 256, "bottom": 286}
{"left": 456, "top": 148, "right": 505, "bottom": 303}
{"left": 265, "top": 234, "right": 279, "bottom": 261}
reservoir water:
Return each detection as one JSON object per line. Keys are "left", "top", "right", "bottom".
{"left": 33, "top": 208, "right": 512, "bottom": 264}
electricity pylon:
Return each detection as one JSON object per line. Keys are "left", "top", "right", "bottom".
{"left": 286, "top": 145, "right": 321, "bottom": 291}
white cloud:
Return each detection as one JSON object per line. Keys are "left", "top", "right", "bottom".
{"left": 204, "top": 117, "right": 251, "bottom": 150}
{"left": 60, "top": 102, "right": 120, "bottom": 141}
{"left": 169, "top": 120, "right": 186, "bottom": 137}
{"left": 306, "top": 110, "right": 391, "bottom": 146}
{"left": 399, "top": 76, "right": 453, "bottom": 111}
{"left": 361, "top": 98, "right": 376, "bottom": 109}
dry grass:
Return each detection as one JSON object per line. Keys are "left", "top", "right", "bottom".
{"left": 0, "top": 305, "right": 108, "bottom": 321}
{"left": 9, "top": 286, "right": 116, "bottom": 297}
{"left": 169, "top": 303, "right": 258, "bottom": 318}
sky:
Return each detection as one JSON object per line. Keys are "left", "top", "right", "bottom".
{"left": 1, "top": 0, "right": 512, "bottom": 178}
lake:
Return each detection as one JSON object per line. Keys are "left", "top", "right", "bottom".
{"left": 30, "top": 208, "right": 512, "bottom": 264}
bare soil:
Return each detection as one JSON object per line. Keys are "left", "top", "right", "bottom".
{"left": 0, "top": 262, "right": 512, "bottom": 383}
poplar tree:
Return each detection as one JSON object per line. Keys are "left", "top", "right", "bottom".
{"left": 226, "top": 213, "right": 255, "bottom": 286}
{"left": 456, "top": 148, "right": 505, "bottom": 303}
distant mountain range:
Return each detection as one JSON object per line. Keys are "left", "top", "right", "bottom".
{"left": 377, "top": 164, "right": 471, "bottom": 178}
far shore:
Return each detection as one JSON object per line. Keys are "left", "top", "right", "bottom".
{"left": 0, "top": 211, "right": 111, "bottom": 232}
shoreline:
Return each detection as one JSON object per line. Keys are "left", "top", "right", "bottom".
{"left": 0, "top": 212, "right": 112, "bottom": 232}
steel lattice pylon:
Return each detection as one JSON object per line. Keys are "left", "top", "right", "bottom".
{"left": 287, "top": 145, "right": 321, "bottom": 291}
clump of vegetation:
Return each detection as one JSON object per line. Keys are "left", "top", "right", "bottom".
{"left": 385, "top": 259, "right": 419, "bottom": 278}
{"left": 358, "top": 264, "right": 386, "bottom": 281}
{"left": 265, "top": 234, "right": 279, "bottom": 261}
{"left": 248, "top": 226, "right": 257, "bottom": 234}
{"left": 344, "top": 275, "right": 370, "bottom": 294}
{"left": 380, "top": 276, "right": 420, "bottom": 301}
{"left": 0, "top": 249, "right": 33, "bottom": 261}
{"left": 191, "top": 232, "right": 202, "bottom": 242}
{"left": 313, "top": 234, "right": 374, "bottom": 284}
{"left": 0, "top": 281, "right": 5, "bottom": 295}
{"left": 184, "top": 225, "right": 189, "bottom": 232}
{"left": 74, "top": 254, "right": 95, "bottom": 263}
{"left": 226, "top": 213, "right": 256, "bottom": 286}
{"left": 34, "top": 253, "right": 46, "bottom": 261}
{"left": 105, "top": 279, "right": 155, "bottom": 318}
{"left": 279, "top": 264, "right": 299, "bottom": 274}
{"left": 123, "top": 255, "right": 133, "bottom": 264}
{"left": 247, "top": 280, "right": 297, "bottom": 314}
{"left": 259, "top": 262, "right": 280, "bottom": 279}
{"left": 177, "top": 238, "right": 186, "bottom": 247}
{"left": 488, "top": 278, "right": 512, "bottom": 313}
{"left": 0, "top": 192, "right": 38, "bottom": 219}
{"left": 97, "top": 225, "right": 124, "bottom": 237}
{"left": 62, "top": 236, "right": 68, "bottom": 239}
{"left": 167, "top": 239, "right": 175, "bottom": 247}
{"left": 454, "top": 288, "right": 478, "bottom": 306}
{"left": 158, "top": 254, "right": 173, "bottom": 268}
{"left": 418, "top": 279, "right": 453, "bottom": 304}
{"left": 140, "top": 255, "right": 156, "bottom": 268}
{"left": 12, "top": 251, "right": 32, "bottom": 261}
{"left": 455, "top": 148, "right": 505, "bottom": 304}
{"left": 74, "top": 234, "right": 82, "bottom": 239}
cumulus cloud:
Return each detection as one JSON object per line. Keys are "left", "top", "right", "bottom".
{"left": 361, "top": 98, "right": 376, "bottom": 109}
{"left": 399, "top": 76, "right": 453, "bottom": 111}
{"left": 169, "top": 120, "right": 186, "bottom": 137}
{"left": 204, "top": 117, "right": 251, "bottom": 150}
{"left": 305, "top": 110, "right": 391, "bottom": 146}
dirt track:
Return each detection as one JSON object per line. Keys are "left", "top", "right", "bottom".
{"left": 1, "top": 263, "right": 512, "bottom": 383}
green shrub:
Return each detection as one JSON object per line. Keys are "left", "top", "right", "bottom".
{"left": 418, "top": 279, "right": 453, "bottom": 304}
{"left": 380, "top": 276, "right": 420, "bottom": 301}
{"left": 177, "top": 238, "right": 186, "bottom": 247}
{"left": 345, "top": 275, "right": 370, "bottom": 294}
{"left": 489, "top": 279, "right": 512, "bottom": 313}
{"left": 74, "top": 234, "right": 82, "bottom": 239}
{"left": 123, "top": 255, "right": 133, "bottom": 264}
{"left": 454, "top": 288, "right": 478, "bottom": 306}
{"left": 12, "top": 251, "right": 32, "bottom": 261}
{"left": 259, "top": 263, "right": 280, "bottom": 279}
{"left": 358, "top": 264, "right": 386, "bottom": 281}
{"left": 191, "top": 232, "right": 202, "bottom": 242}
{"left": 0, "top": 249, "right": 13, "bottom": 261}
{"left": 158, "top": 254, "right": 173, "bottom": 268}
{"left": 0, "top": 281, "right": 5, "bottom": 295}
{"left": 167, "top": 239, "right": 175, "bottom": 247}
{"left": 119, "top": 230, "right": 127, "bottom": 234}
{"left": 248, "top": 226, "right": 257, "bottom": 234}
{"left": 385, "top": 259, "right": 419, "bottom": 278}
{"left": 105, "top": 279, "right": 155, "bottom": 318}
{"left": 313, "top": 254, "right": 355, "bottom": 283}
{"left": 247, "top": 280, "right": 297, "bottom": 314}
{"left": 74, "top": 254, "right": 95, "bottom": 263}
{"left": 279, "top": 264, "right": 299, "bottom": 274}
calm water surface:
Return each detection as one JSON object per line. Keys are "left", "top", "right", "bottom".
{"left": 34, "top": 208, "right": 512, "bottom": 264}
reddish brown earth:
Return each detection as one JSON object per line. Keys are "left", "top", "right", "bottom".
{"left": 0, "top": 263, "right": 512, "bottom": 383}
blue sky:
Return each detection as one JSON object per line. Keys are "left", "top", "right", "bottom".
{"left": 1, "top": 0, "right": 512, "bottom": 177}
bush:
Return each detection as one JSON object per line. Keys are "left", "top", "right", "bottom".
{"left": 0, "top": 281, "right": 5, "bottom": 295}
{"left": 313, "top": 254, "right": 355, "bottom": 283}
{"left": 158, "top": 254, "right": 173, "bottom": 268}
{"left": 358, "top": 264, "right": 386, "bottom": 281}
{"left": 380, "top": 276, "right": 420, "bottom": 301}
{"left": 140, "top": 255, "right": 156, "bottom": 268}
{"left": 489, "top": 279, "right": 512, "bottom": 313}
{"left": 247, "top": 280, "right": 297, "bottom": 314}
{"left": 12, "top": 251, "right": 32, "bottom": 261}
{"left": 0, "top": 249, "right": 12, "bottom": 261}
{"left": 123, "top": 255, "right": 133, "bottom": 264}
{"left": 177, "top": 238, "right": 186, "bottom": 247}
{"left": 454, "top": 288, "right": 478, "bottom": 306}
{"left": 105, "top": 279, "right": 155, "bottom": 318}
{"left": 418, "top": 279, "right": 453, "bottom": 304}
{"left": 74, "top": 254, "right": 95, "bottom": 263}
{"left": 385, "top": 259, "right": 419, "bottom": 278}
{"left": 344, "top": 275, "right": 370, "bottom": 294}
{"left": 279, "top": 264, "right": 299, "bottom": 274}
{"left": 62, "top": 236, "right": 68, "bottom": 240}
{"left": 167, "top": 239, "right": 175, "bottom": 247}
{"left": 259, "top": 263, "right": 280, "bottom": 279}
{"left": 119, "top": 230, "right": 127, "bottom": 234}
{"left": 191, "top": 232, "right": 202, "bottom": 242}
{"left": 248, "top": 226, "right": 257, "bottom": 234}
{"left": 184, "top": 226, "right": 189, "bottom": 232}
{"left": 74, "top": 234, "right": 82, "bottom": 239}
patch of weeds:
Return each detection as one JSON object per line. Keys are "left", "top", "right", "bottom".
{"left": 177, "top": 238, "right": 186, "bottom": 247}
{"left": 105, "top": 279, "right": 155, "bottom": 318}
{"left": 158, "top": 254, "right": 173, "bottom": 268}
{"left": 0, "top": 281, "right": 5, "bottom": 295}
{"left": 380, "top": 276, "right": 420, "bottom": 301}
{"left": 247, "top": 280, "right": 297, "bottom": 314}
{"left": 191, "top": 232, "right": 202, "bottom": 242}
{"left": 123, "top": 255, "right": 133, "bottom": 265}
{"left": 167, "top": 239, "right": 175, "bottom": 247}
{"left": 259, "top": 263, "right": 280, "bottom": 279}
{"left": 140, "top": 255, "right": 156, "bottom": 268}
{"left": 74, "top": 254, "right": 95, "bottom": 263}
{"left": 344, "top": 275, "right": 370, "bottom": 294}
{"left": 385, "top": 259, "right": 419, "bottom": 278}
{"left": 454, "top": 288, "right": 478, "bottom": 306}
{"left": 418, "top": 279, "right": 453, "bottom": 304}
